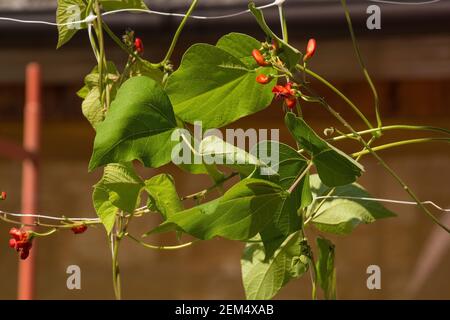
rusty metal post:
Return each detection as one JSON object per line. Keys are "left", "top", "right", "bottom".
{"left": 18, "top": 63, "right": 41, "bottom": 300}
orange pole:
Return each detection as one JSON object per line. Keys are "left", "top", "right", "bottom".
{"left": 18, "top": 63, "right": 41, "bottom": 300}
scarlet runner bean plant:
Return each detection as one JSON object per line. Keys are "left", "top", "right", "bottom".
{"left": 1, "top": 0, "right": 450, "bottom": 300}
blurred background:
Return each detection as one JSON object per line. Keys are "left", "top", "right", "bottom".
{"left": 0, "top": 0, "right": 449, "bottom": 299}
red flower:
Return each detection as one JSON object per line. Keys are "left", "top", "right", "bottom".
{"left": 304, "top": 38, "right": 317, "bottom": 61}
{"left": 272, "top": 82, "right": 298, "bottom": 109}
{"left": 8, "top": 228, "right": 33, "bottom": 260}
{"left": 71, "top": 225, "right": 88, "bottom": 235}
{"left": 272, "top": 82, "right": 295, "bottom": 99}
{"left": 252, "top": 49, "right": 269, "bottom": 66}
{"left": 9, "top": 238, "right": 16, "bottom": 249}
{"left": 0, "top": 191, "right": 6, "bottom": 200}
{"left": 9, "top": 227, "right": 22, "bottom": 240}
{"left": 256, "top": 74, "right": 271, "bottom": 85}
{"left": 285, "top": 97, "right": 297, "bottom": 110}
{"left": 134, "top": 38, "right": 144, "bottom": 54}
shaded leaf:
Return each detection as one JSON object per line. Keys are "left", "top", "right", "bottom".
{"left": 93, "top": 163, "right": 144, "bottom": 233}
{"left": 254, "top": 141, "right": 309, "bottom": 258}
{"left": 316, "top": 237, "right": 337, "bottom": 300}
{"left": 241, "top": 231, "right": 308, "bottom": 300}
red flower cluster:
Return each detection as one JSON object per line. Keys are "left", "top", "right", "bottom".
{"left": 134, "top": 37, "right": 144, "bottom": 54}
{"left": 272, "top": 82, "right": 297, "bottom": 109}
{"left": 0, "top": 191, "right": 6, "bottom": 200}
{"left": 71, "top": 224, "right": 88, "bottom": 235}
{"left": 8, "top": 228, "right": 33, "bottom": 260}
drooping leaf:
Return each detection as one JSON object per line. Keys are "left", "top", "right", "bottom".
{"left": 93, "top": 163, "right": 144, "bottom": 233}
{"left": 199, "top": 135, "right": 276, "bottom": 177}
{"left": 89, "top": 76, "right": 179, "bottom": 171}
{"left": 241, "top": 231, "right": 308, "bottom": 300}
{"left": 248, "top": 3, "right": 301, "bottom": 70}
{"left": 308, "top": 174, "right": 396, "bottom": 235}
{"left": 145, "top": 174, "right": 183, "bottom": 220}
{"left": 78, "top": 62, "right": 119, "bottom": 129}
{"left": 56, "top": 0, "right": 87, "bottom": 48}
{"left": 285, "top": 112, "right": 364, "bottom": 187}
{"left": 166, "top": 41, "right": 276, "bottom": 129}
{"left": 147, "top": 179, "right": 288, "bottom": 241}
{"left": 316, "top": 237, "right": 337, "bottom": 300}
{"left": 100, "top": 0, "right": 148, "bottom": 11}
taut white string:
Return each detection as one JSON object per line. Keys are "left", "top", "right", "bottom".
{"left": 0, "top": 0, "right": 284, "bottom": 26}
{"left": 314, "top": 196, "right": 450, "bottom": 213}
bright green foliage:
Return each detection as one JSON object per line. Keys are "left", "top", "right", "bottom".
{"left": 145, "top": 174, "right": 183, "bottom": 220}
{"left": 89, "top": 76, "right": 179, "bottom": 171}
{"left": 166, "top": 34, "right": 276, "bottom": 128}
{"left": 56, "top": 0, "right": 88, "bottom": 48}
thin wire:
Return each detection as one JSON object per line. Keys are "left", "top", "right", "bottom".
{"left": 314, "top": 196, "right": 450, "bottom": 213}
{"left": 0, "top": 0, "right": 284, "bottom": 26}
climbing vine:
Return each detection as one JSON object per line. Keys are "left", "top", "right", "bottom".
{"left": 1, "top": 0, "right": 449, "bottom": 300}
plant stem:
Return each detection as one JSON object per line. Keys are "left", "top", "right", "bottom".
{"left": 278, "top": 4, "right": 288, "bottom": 42}
{"left": 161, "top": 0, "right": 198, "bottom": 65}
{"left": 111, "top": 234, "right": 121, "bottom": 300}
{"left": 331, "top": 125, "right": 450, "bottom": 142}
{"left": 288, "top": 161, "right": 313, "bottom": 194}
{"left": 352, "top": 137, "right": 450, "bottom": 158}
{"left": 296, "top": 64, "right": 374, "bottom": 131}
{"left": 32, "top": 228, "right": 58, "bottom": 237}
{"left": 93, "top": 1, "right": 108, "bottom": 111}
{"left": 181, "top": 171, "right": 239, "bottom": 201}
{"left": 340, "top": 0, "right": 382, "bottom": 129}
{"left": 318, "top": 97, "right": 450, "bottom": 233}
{"left": 127, "top": 234, "right": 198, "bottom": 250}
{"left": 309, "top": 256, "right": 318, "bottom": 300}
